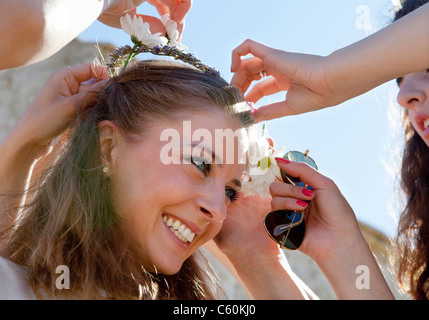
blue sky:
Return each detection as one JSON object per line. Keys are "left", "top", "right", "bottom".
{"left": 78, "top": 0, "right": 403, "bottom": 237}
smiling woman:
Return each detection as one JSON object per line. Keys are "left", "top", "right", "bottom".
{"left": 0, "top": 59, "right": 254, "bottom": 299}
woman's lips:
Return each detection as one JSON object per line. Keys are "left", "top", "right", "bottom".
{"left": 414, "top": 113, "right": 429, "bottom": 139}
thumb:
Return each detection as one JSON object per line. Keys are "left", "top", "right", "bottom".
{"left": 253, "top": 101, "right": 297, "bottom": 122}
{"left": 173, "top": 0, "right": 192, "bottom": 24}
{"left": 135, "top": 14, "right": 166, "bottom": 34}
{"left": 74, "top": 79, "right": 106, "bottom": 113}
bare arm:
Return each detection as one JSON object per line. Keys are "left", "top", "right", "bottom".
{"left": 231, "top": 3, "right": 429, "bottom": 122}
{"left": 0, "top": 64, "right": 107, "bottom": 244}
{"left": 0, "top": 0, "right": 192, "bottom": 70}
{"left": 0, "top": 0, "right": 103, "bottom": 70}
{"left": 210, "top": 195, "right": 316, "bottom": 300}
{"left": 326, "top": 2, "right": 429, "bottom": 104}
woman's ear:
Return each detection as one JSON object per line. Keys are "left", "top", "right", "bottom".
{"left": 98, "top": 120, "right": 120, "bottom": 169}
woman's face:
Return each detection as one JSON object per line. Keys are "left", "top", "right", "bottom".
{"left": 397, "top": 69, "right": 429, "bottom": 146}
{"left": 104, "top": 107, "right": 247, "bottom": 275}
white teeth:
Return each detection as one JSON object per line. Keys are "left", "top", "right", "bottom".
{"left": 178, "top": 224, "right": 185, "bottom": 234}
{"left": 162, "top": 215, "right": 196, "bottom": 244}
{"left": 424, "top": 119, "right": 429, "bottom": 130}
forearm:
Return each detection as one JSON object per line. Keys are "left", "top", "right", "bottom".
{"left": 205, "top": 240, "right": 312, "bottom": 299}
{"left": 0, "top": 125, "right": 41, "bottom": 227}
{"left": 316, "top": 233, "right": 394, "bottom": 300}
{"left": 0, "top": 0, "right": 104, "bottom": 70}
{"left": 326, "top": 3, "right": 429, "bottom": 101}
{"left": 231, "top": 252, "right": 313, "bottom": 300}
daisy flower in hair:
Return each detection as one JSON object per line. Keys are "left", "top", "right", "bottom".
{"left": 161, "top": 14, "right": 188, "bottom": 50}
{"left": 241, "top": 124, "right": 285, "bottom": 198}
{"left": 119, "top": 13, "right": 168, "bottom": 48}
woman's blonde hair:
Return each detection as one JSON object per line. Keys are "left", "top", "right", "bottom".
{"left": 1, "top": 60, "right": 252, "bottom": 299}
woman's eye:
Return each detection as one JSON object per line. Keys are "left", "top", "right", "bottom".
{"left": 396, "top": 77, "right": 403, "bottom": 87}
{"left": 225, "top": 188, "right": 239, "bottom": 203}
{"left": 191, "top": 157, "right": 211, "bottom": 176}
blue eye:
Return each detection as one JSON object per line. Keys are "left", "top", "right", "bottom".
{"left": 191, "top": 157, "right": 212, "bottom": 176}
{"left": 225, "top": 188, "right": 239, "bottom": 203}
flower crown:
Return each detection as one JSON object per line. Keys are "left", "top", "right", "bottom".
{"left": 107, "top": 13, "right": 220, "bottom": 77}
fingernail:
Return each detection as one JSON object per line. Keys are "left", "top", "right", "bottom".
{"left": 247, "top": 102, "right": 256, "bottom": 115}
{"left": 275, "top": 157, "right": 290, "bottom": 165}
{"left": 301, "top": 189, "right": 314, "bottom": 197}
{"left": 296, "top": 200, "right": 308, "bottom": 208}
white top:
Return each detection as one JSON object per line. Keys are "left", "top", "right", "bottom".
{"left": 0, "top": 256, "right": 36, "bottom": 299}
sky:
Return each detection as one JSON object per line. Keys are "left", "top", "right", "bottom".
{"left": 78, "top": 0, "right": 404, "bottom": 237}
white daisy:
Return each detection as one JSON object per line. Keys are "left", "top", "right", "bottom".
{"left": 120, "top": 13, "right": 168, "bottom": 48}
{"left": 160, "top": 14, "right": 188, "bottom": 50}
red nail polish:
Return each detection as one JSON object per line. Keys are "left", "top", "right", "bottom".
{"left": 301, "top": 189, "right": 314, "bottom": 197}
{"left": 296, "top": 200, "right": 308, "bottom": 208}
{"left": 275, "top": 157, "right": 290, "bottom": 165}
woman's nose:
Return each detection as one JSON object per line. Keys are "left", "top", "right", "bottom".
{"left": 397, "top": 75, "right": 427, "bottom": 110}
{"left": 196, "top": 188, "right": 227, "bottom": 224}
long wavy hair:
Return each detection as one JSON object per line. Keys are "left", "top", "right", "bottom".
{"left": 0, "top": 59, "right": 252, "bottom": 299}
{"left": 395, "top": 0, "right": 429, "bottom": 300}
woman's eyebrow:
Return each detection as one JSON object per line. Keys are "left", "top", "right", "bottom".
{"left": 189, "top": 142, "right": 222, "bottom": 164}
{"left": 231, "top": 179, "right": 242, "bottom": 188}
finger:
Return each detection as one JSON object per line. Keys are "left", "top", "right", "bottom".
{"left": 54, "top": 63, "right": 104, "bottom": 96}
{"left": 253, "top": 100, "right": 297, "bottom": 122}
{"left": 267, "top": 137, "right": 275, "bottom": 149}
{"left": 90, "top": 63, "right": 109, "bottom": 81}
{"left": 173, "top": 0, "right": 193, "bottom": 24}
{"left": 269, "top": 181, "right": 315, "bottom": 200}
{"left": 245, "top": 77, "right": 289, "bottom": 103}
{"left": 274, "top": 158, "right": 338, "bottom": 192}
{"left": 231, "top": 39, "right": 272, "bottom": 73}
{"left": 135, "top": 14, "right": 166, "bottom": 34}
{"left": 61, "top": 63, "right": 100, "bottom": 84}
{"left": 176, "top": 20, "right": 184, "bottom": 41}
{"left": 230, "top": 57, "right": 265, "bottom": 91}
{"left": 271, "top": 196, "right": 309, "bottom": 212}
{"left": 147, "top": 0, "right": 170, "bottom": 16}
{"left": 74, "top": 79, "right": 106, "bottom": 114}
{"left": 239, "top": 73, "right": 266, "bottom": 95}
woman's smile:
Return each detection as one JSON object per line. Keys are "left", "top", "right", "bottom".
{"left": 162, "top": 214, "right": 197, "bottom": 246}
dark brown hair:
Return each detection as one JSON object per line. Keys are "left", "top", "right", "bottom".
{"left": 2, "top": 60, "right": 252, "bottom": 299}
{"left": 395, "top": 0, "right": 429, "bottom": 300}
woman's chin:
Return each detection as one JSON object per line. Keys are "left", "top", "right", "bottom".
{"left": 145, "top": 258, "right": 184, "bottom": 275}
